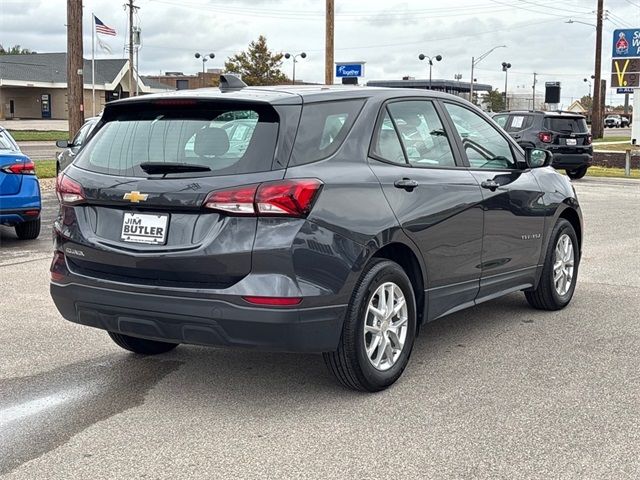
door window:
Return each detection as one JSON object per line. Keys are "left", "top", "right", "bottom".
{"left": 444, "top": 103, "right": 517, "bottom": 170}
{"left": 387, "top": 101, "right": 456, "bottom": 167}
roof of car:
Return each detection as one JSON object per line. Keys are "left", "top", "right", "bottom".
{"left": 496, "top": 110, "right": 585, "bottom": 118}
{"left": 107, "top": 85, "right": 469, "bottom": 107}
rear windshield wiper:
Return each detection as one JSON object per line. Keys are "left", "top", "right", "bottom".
{"left": 139, "top": 162, "right": 211, "bottom": 174}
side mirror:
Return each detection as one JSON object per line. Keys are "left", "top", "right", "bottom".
{"left": 56, "top": 139, "right": 70, "bottom": 148}
{"left": 525, "top": 147, "right": 552, "bottom": 168}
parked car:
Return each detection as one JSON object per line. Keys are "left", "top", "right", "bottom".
{"left": 493, "top": 111, "right": 592, "bottom": 179}
{"left": 55, "top": 116, "right": 100, "bottom": 175}
{"left": 604, "top": 114, "right": 630, "bottom": 128}
{"left": 0, "top": 127, "right": 41, "bottom": 239}
{"left": 50, "top": 78, "right": 583, "bottom": 391}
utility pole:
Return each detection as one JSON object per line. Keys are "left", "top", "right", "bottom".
{"left": 325, "top": 0, "right": 334, "bottom": 85}
{"left": 532, "top": 72, "right": 537, "bottom": 110}
{"left": 66, "top": 0, "right": 84, "bottom": 137}
{"left": 125, "top": 0, "right": 139, "bottom": 96}
{"left": 591, "top": 0, "right": 604, "bottom": 139}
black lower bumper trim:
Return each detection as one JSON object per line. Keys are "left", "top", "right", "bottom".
{"left": 51, "top": 282, "right": 346, "bottom": 353}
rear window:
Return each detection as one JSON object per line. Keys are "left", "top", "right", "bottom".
{"left": 543, "top": 116, "right": 587, "bottom": 133}
{"left": 505, "top": 114, "right": 534, "bottom": 132}
{"left": 290, "top": 99, "right": 365, "bottom": 165}
{"left": 74, "top": 103, "right": 278, "bottom": 177}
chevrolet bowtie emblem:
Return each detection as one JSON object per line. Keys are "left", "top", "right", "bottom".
{"left": 123, "top": 191, "right": 148, "bottom": 203}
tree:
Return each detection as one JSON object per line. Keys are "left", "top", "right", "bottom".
{"left": 579, "top": 95, "right": 593, "bottom": 112}
{"left": 0, "top": 44, "right": 36, "bottom": 54}
{"left": 480, "top": 89, "right": 505, "bottom": 112}
{"left": 224, "top": 36, "right": 288, "bottom": 86}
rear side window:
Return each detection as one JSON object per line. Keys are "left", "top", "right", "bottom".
{"left": 75, "top": 103, "right": 278, "bottom": 177}
{"left": 290, "top": 99, "right": 365, "bottom": 165}
{"left": 544, "top": 117, "right": 587, "bottom": 133}
{"left": 505, "top": 115, "right": 533, "bottom": 132}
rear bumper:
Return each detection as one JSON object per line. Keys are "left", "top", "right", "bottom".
{"left": 551, "top": 153, "right": 592, "bottom": 169}
{"left": 50, "top": 281, "right": 346, "bottom": 353}
{"left": 0, "top": 209, "right": 41, "bottom": 226}
{"left": 0, "top": 177, "right": 41, "bottom": 225}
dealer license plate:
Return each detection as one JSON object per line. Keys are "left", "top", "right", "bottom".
{"left": 121, "top": 213, "right": 169, "bottom": 245}
{"left": 566, "top": 138, "right": 577, "bottom": 146}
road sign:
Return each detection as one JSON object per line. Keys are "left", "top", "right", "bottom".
{"left": 612, "top": 29, "right": 640, "bottom": 58}
{"left": 335, "top": 63, "right": 364, "bottom": 78}
{"left": 611, "top": 58, "right": 640, "bottom": 87}
{"left": 617, "top": 87, "right": 634, "bottom": 94}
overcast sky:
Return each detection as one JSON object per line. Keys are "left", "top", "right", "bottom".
{"left": 2, "top": 0, "right": 640, "bottom": 107}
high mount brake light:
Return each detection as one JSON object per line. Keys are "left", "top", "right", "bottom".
{"left": 2, "top": 161, "right": 35, "bottom": 175}
{"left": 56, "top": 174, "right": 85, "bottom": 205}
{"left": 203, "top": 179, "right": 323, "bottom": 218}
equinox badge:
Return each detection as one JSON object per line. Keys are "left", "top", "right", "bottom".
{"left": 123, "top": 191, "right": 149, "bottom": 203}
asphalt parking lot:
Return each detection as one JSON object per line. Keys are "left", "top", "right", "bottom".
{"left": 1, "top": 177, "right": 639, "bottom": 479}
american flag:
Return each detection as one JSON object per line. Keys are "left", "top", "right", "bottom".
{"left": 94, "top": 15, "right": 116, "bottom": 36}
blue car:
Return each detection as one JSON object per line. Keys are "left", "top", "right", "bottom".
{"left": 0, "top": 127, "right": 41, "bottom": 240}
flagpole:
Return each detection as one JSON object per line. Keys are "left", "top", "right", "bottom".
{"left": 92, "top": 13, "right": 96, "bottom": 117}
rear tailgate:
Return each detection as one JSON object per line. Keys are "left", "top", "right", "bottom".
{"left": 544, "top": 116, "right": 591, "bottom": 148}
{"left": 60, "top": 98, "right": 290, "bottom": 289}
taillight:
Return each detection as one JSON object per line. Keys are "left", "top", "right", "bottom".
{"left": 56, "top": 174, "right": 85, "bottom": 204}
{"left": 1, "top": 160, "right": 35, "bottom": 175}
{"left": 203, "top": 179, "right": 323, "bottom": 218}
{"left": 203, "top": 184, "right": 258, "bottom": 215}
{"left": 538, "top": 132, "right": 552, "bottom": 143}
{"left": 585, "top": 134, "right": 592, "bottom": 145}
{"left": 50, "top": 251, "right": 67, "bottom": 281}
{"left": 243, "top": 296, "right": 302, "bottom": 306}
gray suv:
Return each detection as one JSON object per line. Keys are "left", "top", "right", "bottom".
{"left": 50, "top": 78, "right": 583, "bottom": 391}
{"left": 493, "top": 111, "right": 592, "bottom": 179}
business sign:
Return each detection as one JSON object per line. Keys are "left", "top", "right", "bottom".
{"left": 612, "top": 29, "right": 640, "bottom": 58}
{"left": 611, "top": 58, "right": 640, "bottom": 87}
{"left": 617, "top": 87, "right": 634, "bottom": 94}
{"left": 336, "top": 63, "right": 364, "bottom": 78}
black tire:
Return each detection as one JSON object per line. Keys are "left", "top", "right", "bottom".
{"left": 566, "top": 166, "right": 587, "bottom": 180}
{"left": 323, "top": 258, "right": 417, "bottom": 392}
{"left": 15, "top": 218, "right": 41, "bottom": 240}
{"left": 525, "top": 218, "right": 579, "bottom": 311}
{"left": 108, "top": 331, "right": 179, "bottom": 355}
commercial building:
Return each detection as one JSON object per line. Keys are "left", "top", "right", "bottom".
{"left": 144, "top": 69, "right": 223, "bottom": 90}
{"left": 0, "top": 53, "right": 170, "bottom": 120}
{"left": 367, "top": 78, "right": 493, "bottom": 102}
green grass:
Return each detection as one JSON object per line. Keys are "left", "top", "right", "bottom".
{"left": 593, "top": 136, "right": 630, "bottom": 143}
{"left": 593, "top": 142, "right": 633, "bottom": 152}
{"left": 35, "top": 159, "right": 57, "bottom": 179}
{"left": 8, "top": 130, "right": 68, "bottom": 142}
{"left": 587, "top": 166, "right": 639, "bottom": 179}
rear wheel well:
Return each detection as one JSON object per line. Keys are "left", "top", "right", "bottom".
{"left": 559, "top": 208, "right": 582, "bottom": 252}
{"left": 373, "top": 243, "right": 425, "bottom": 326}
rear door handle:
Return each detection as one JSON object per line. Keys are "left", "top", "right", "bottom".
{"left": 480, "top": 179, "right": 500, "bottom": 191}
{"left": 394, "top": 178, "right": 419, "bottom": 191}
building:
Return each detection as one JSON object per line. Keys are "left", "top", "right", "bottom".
{"left": 144, "top": 69, "right": 223, "bottom": 90}
{"left": 367, "top": 78, "right": 493, "bottom": 102}
{"left": 0, "top": 53, "right": 170, "bottom": 120}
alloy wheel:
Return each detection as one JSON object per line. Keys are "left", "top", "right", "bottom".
{"left": 553, "top": 233, "right": 575, "bottom": 296}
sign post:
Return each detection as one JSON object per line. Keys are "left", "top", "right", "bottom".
{"left": 611, "top": 29, "right": 640, "bottom": 143}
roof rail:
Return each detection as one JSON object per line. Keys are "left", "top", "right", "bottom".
{"left": 219, "top": 74, "right": 248, "bottom": 92}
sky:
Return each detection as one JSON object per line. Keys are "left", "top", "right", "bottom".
{"left": 2, "top": 0, "right": 640, "bottom": 107}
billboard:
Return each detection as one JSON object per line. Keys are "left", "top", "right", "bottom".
{"left": 336, "top": 63, "right": 364, "bottom": 78}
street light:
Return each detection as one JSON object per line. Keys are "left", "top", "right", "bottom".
{"left": 502, "top": 61, "right": 512, "bottom": 110}
{"left": 284, "top": 52, "right": 307, "bottom": 85}
{"left": 583, "top": 77, "right": 593, "bottom": 97}
{"left": 566, "top": 19, "right": 596, "bottom": 28}
{"left": 194, "top": 52, "right": 215, "bottom": 87}
{"left": 418, "top": 53, "right": 442, "bottom": 90}
{"left": 470, "top": 45, "right": 506, "bottom": 104}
